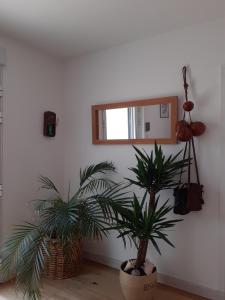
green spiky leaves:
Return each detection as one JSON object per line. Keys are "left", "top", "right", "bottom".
{"left": 127, "top": 143, "right": 190, "bottom": 193}
{"left": 108, "top": 193, "right": 182, "bottom": 255}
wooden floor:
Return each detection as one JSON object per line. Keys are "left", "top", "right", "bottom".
{"left": 0, "top": 261, "right": 208, "bottom": 300}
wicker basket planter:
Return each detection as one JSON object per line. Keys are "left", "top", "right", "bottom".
{"left": 43, "top": 238, "right": 82, "bottom": 280}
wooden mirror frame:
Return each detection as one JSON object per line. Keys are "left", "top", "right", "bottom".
{"left": 92, "top": 96, "right": 178, "bottom": 145}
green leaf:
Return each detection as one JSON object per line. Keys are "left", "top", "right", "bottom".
{"left": 39, "top": 176, "right": 59, "bottom": 194}
{"left": 79, "top": 161, "right": 116, "bottom": 187}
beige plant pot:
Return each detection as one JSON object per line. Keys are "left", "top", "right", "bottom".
{"left": 119, "top": 261, "right": 157, "bottom": 300}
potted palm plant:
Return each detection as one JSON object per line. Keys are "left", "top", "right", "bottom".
{"left": 108, "top": 144, "right": 189, "bottom": 300}
{"left": 1, "top": 161, "right": 130, "bottom": 300}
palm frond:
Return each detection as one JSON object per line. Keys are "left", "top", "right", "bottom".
{"left": 1, "top": 223, "right": 48, "bottom": 300}
{"left": 78, "top": 201, "right": 108, "bottom": 239}
{"left": 32, "top": 197, "right": 62, "bottom": 214}
{"left": 38, "top": 176, "right": 59, "bottom": 194}
{"left": 79, "top": 161, "right": 116, "bottom": 187}
{"left": 93, "top": 183, "right": 131, "bottom": 211}
{"left": 40, "top": 199, "right": 80, "bottom": 241}
{"left": 77, "top": 178, "right": 115, "bottom": 196}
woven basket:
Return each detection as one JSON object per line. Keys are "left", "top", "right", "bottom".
{"left": 43, "top": 238, "right": 82, "bottom": 280}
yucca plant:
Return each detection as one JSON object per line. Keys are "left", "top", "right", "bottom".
{"left": 0, "top": 162, "right": 130, "bottom": 300}
{"left": 111, "top": 143, "right": 190, "bottom": 271}
{"left": 109, "top": 193, "right": 183, "bottom": 271}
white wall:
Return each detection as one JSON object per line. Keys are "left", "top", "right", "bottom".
{"left": 219, "top": 65, "right": 225, "bottom": 298}
{"left": 64, "top": 19, "right": 225, "bottom": 295}
{"left": 0, "top": 36, "right": 65, "bottom": 241}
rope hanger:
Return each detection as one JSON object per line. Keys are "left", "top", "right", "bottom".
{"left": 180, "top": 66, "right": 201, "bottom": 187}
{"left": 182, "top": 66, "right": 189, "bottom": 102}
{"left": 175, "top": 66, "right": 205, "bottom": 213}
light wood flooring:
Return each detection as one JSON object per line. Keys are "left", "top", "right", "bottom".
{"left": 0, "top": 261, "right": 209, "bottom": 300}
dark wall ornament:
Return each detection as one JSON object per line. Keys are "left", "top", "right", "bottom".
{"left": 43, "top": 111, "right": 56, "bottom": 137}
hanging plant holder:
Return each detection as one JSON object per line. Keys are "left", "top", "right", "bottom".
{"left": 174, "top": 66, "right": 205, "bottom": 215}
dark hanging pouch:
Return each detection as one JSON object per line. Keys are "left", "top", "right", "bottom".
{"left": 173, "top": 185, "right": 189, "bottom": 215}
{"left": 174, "top": 138, "right": 204, "bottom": 215}
{"left": 187, "top": 183, "right": 203, "bottom": 211}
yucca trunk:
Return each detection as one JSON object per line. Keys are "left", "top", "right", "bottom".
{"left": 135, "top": 189, "right": 156, "bottom": 269}
{"left": 135, "top": 239, "right": 149, "bottom": 269}
{"left": 149, "top": 189, "right": 156, "bottom": 207}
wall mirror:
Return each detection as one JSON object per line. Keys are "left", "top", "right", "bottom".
{"left": 92, "top": 96, "right": 178, "bottom": 144}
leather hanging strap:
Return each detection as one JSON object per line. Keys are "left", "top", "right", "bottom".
{"left": 188, "top": 140, "right": 191, "bottom": 186}
{"left": 179, "top": 139, "right": 200, "bottom": 186}
{"left": 191, "top": 137, "right": 200, "bottom": 185}
{"left": 179, "top": 141, "right": 188, "bottom": 185}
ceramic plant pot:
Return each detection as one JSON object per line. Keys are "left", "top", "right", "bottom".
{"left": 119, "top": 261, "right": 157, "bottom": 300}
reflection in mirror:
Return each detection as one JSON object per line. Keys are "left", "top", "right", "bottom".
{"left": 92, "top": 97, "right": 177, "bottom": 144}
{"left": 98, "top": 104, "right": 171, "bottom": 140}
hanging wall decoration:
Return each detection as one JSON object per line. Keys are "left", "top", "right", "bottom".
{"left": 43, "top": 111, "right": 56, "bottom": 137}
{"left": 174, "top": 66, "right": 205, "bottom": 215}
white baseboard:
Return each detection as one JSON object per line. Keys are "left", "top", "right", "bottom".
{"left": 158, "top": 273, "right": 224, "bottom": 300}
{"left": 84, "top": 251, "right": 122, "bottom": 269}
{"left": 84, "top": 251, "right": 225, "bottom": 300}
